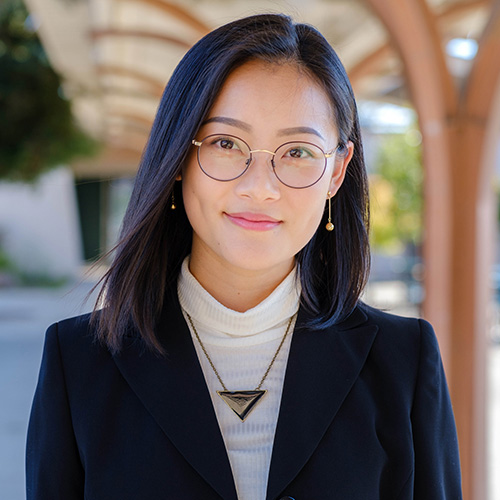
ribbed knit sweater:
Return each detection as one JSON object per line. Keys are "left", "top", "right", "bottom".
{"left": 177, "top": 257, "right": 300, "bottom": 500}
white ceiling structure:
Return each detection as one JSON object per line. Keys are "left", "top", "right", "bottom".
{"left": 22, "top": 0, "right": 489, "bottom": 176}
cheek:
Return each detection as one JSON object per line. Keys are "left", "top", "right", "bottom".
{"left": 181, "top": 159, "right": 205, "bottom": 225}
{"left": 181, "top": 158, "right": 226, "bottom": 231}
{"left": 292, "top": 193, "right": 327, "bottom": 239}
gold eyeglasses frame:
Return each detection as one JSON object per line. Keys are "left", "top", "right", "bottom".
{"left": 191, "top": 134, "right": 343, "bottom": 189}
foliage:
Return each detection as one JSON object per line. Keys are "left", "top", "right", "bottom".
{"left": 15, "top": 270, "right": 69, "bottom": 287}
{"left": 0, "top": 0, "right": 99, "bottom": 181}
{"left": 0, "top": 233, "right": 68, "bottom": 286}
{"left": 0, "top": 245, "right": 11, "bottom": 271}
{"left": 369, "top": 129, "right": 423, "bottom": 253}
{"left": 496, "top": 180, "right": 500, "bottom": 225}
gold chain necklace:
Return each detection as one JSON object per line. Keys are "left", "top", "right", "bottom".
{"left": 185, "top": 311, "right": 295, "bottom": 421}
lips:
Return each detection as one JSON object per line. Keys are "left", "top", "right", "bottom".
{"left": 224, "top": 212, "right": 282, "bottom": 231}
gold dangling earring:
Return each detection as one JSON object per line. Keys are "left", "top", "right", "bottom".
{"left": 171, "top": 174, "right": 182, "bottom": 209}
{"left": 326, "top": 191, "right": 334, "bottom": 231}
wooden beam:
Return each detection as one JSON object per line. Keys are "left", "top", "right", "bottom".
{"left": 364, "top": 0, "right": 457, "bottom": 365}
{"left": 95, "top": 65, "right": 166, "bottom": 97}
{"left": 349, "top": 0, "right": 489, "bottom": 92}
{"left": 98, "top": 85, "right": 162, "bottom": 100}
{"left": 113, "top": 0, "right": 210, "bottom": 36}
{"left": 72, "top": 145, "right": 141, "bottom": 178}
{"left": 449, "top": 4, "right": 500, "bottom": 499}
{"left": 363, "top": 1, "right": 500, "bottom": 498}
{"left": 90, "top": 28, "right": 192, "bottom": 50}
{"left": 106, "top": 110, "right": 154, "bottom": 130}
{"left": 348, "top": 44, "right": 393, "bottom": 84}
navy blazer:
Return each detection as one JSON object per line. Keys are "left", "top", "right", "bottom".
{"left": 26, "top": 294, "right": 462, "bottom": 499}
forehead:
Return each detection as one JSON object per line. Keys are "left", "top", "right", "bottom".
{"left": 203, "top": 60, "right": 337, "bottom": 140}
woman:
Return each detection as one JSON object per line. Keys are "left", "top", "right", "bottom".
{"left": 26, "top": 14, "right": 462, "bottom": 500}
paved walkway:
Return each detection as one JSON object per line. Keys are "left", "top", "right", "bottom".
{"left": 0, "top": 283, "right": 498, "bottom": 499}
{"left": 0, "top": 282, "right": 99, "bottom": 500}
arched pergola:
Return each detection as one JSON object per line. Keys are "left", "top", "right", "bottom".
{"left": 363, "top": 1, "right": 500, "bottom": 498}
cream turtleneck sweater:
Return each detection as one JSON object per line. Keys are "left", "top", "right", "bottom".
{"left": 177, "top": 257, "right": 301, "bottom": 500}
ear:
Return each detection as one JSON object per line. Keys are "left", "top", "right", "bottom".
{"left": 328, "top": 140, "right": 354, "bottom": 196}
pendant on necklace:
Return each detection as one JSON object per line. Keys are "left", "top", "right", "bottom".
{"left": 217, "top": 390, "right": 267, "bottom": 421}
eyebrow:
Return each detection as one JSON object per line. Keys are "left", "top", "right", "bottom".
{"left": 277, "top": 126, "right": 324, "bottom": 140}
{"left": 202, "top": 116, "right": 251, "bottom": 132}
{"left": 202, "top": 116, "right": 325, "bottom": 140}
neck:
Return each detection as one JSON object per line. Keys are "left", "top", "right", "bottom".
{"left": 188, "top": 253, "right": 295, "bottom": 313}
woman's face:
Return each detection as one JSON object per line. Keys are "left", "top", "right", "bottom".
{"left": 182, "top": 60, "right": 353, "bottom": 277}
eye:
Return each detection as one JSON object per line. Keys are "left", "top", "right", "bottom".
{"left": 220, "top": 138, "right": 236, "bottom": 149}
{"left": 288, "top": 147, "right": 303, "bottom": 158}
{"left": 208, "top": 136, "right": 242, "bottom": 151}
{"left": 284, "top": 145, "right": 316, "bottom": 159}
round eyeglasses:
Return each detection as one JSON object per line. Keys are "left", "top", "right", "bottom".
{"left": 191, "top": 134, "right": 342, "bottom": 189}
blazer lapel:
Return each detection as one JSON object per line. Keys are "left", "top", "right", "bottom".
{"left": 266, "top": 305, "right": 378, "bottom": 500}
{"left": 112, "top": 291, "right": 238, "bottom": 500}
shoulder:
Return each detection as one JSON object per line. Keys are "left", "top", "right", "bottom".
{"left": 46, "top": 311, "right": 94, "bottom": 342}
{"left": 43, "top": 311, "right": 107, "bottom": 363}
{"left": 54, "top": 311, "right": 94, "bottom": 335}
{"left": 354, "top": 302, "right": 441, "bottom": 373}
{"left": 40, "top": 311, "right": 131, "bottom": 400}
{"left": 358, "top": 302, "right": 435, "bottom": 342}
{"left": 359, "top": 302, "right": 427, "bottom": 330}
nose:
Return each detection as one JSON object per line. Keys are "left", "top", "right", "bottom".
{"left": 234, "top": 150, "right": 281, "bottom": 201}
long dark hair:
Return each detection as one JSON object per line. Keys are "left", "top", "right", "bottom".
{"left": 94, "top": 13, "right": 370, "bottom": 354}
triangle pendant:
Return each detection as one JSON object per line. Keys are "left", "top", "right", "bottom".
{"left": 217, "top": 390, "right": 267, "bottom": 421}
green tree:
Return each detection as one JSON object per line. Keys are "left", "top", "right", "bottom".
{"left": 370, "top": 129, "right": 423, "bottom": 252}
{"left": 0, "top": 0, "right": 98, "bottom": 181}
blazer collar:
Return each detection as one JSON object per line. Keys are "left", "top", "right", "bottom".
{"left": 112, "top": 289, "right": 238, "bottom": 500}
{"left": 266, "top": 304, "right": 378, "bottom": 500}
{"left": 112, "top": 293, "right": 377, "bottom": 500}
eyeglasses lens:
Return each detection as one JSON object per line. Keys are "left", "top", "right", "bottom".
{"left": 197, "top": 134, "right": 327, "bottom": 188}
{"left": 198, "top": 135, "right": 250, "bottom": 181}
{"left": 273, "top": 142, "right": 326, "bottom": 188}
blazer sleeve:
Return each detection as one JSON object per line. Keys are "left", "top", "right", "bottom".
{"left": 26, "top": 323, "right": 84, "bottom": 500}
{"left": 409, "top": 319, "right": 462, "bottom": 499}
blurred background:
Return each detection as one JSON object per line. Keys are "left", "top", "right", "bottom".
{"left": 0, "top": 0, "right": 499, "bottom": 499}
